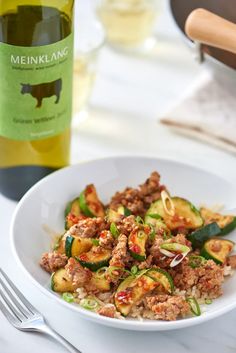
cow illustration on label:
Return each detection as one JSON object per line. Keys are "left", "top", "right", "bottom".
{"left": 20, "top": 78, "right": 62, "bottom": 108}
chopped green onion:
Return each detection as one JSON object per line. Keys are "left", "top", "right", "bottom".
{"left": 163, "top": 231, "right": 167, "bottom": 240}
{"left": 148, "top": 224, "right": 156, "bottom": 241}
{"left": 186, "top": 297, "right": 201, "bottom": 316}
{"left": 189, "top": 255, "right": 206, "bottom": 269}
{"left": 91, "top": 239, "right": 99, "bottom": 246}
{"left": 131, "top": 265, "right": 138, "bottom": 275}
{"left": 123, "top": 207, "right": 132, "bottom": 217}
{"left": 147, "top": 213, "right": 162, "bottom": 220}
{"left": 205, "top": 298, "right": 213, "bottom": 305}
{"left": 160, "top": 242, "right": 190, "bottom": 254}
{"left": 62, "top": 292, "right": 74, "bottom": 303}
{"left": 136, "top": 216, "right": 144, "bottom": 224}
{"left": 95, "top": 267, "right": 108, "bottom": 279}
{"left": 110, "top": 222, "right": 119, "bottom": 238}
{"left": 80, "top": 298, "right": 100, "bottom": 311}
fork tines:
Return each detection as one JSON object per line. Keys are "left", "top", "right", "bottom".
{"left": 0, "top": 268, "right": 38, "bottom": 326}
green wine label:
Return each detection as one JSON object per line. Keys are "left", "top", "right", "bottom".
{"left": 0, "top": 33, "right": 73, "bottom": 141}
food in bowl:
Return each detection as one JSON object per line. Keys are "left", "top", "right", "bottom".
{"left": 40, "top": 171, "right": 236, "bottom": 321}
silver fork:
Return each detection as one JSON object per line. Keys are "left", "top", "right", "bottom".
{"left": 0, "top": 268, "right": 81, "bottom": 353}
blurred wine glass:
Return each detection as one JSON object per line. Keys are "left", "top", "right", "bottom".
{"left": 96, "top": 0, "right": 161, "bottom": 52}
{"left": 73, "top": 19, "right": 105, "bottom": 126}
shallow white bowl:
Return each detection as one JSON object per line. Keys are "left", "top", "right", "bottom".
{"left": 11, "top": 156, "right": 236, "bottom": 331}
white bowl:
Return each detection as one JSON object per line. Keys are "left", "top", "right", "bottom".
{"left": 11, "top": 156, "right": 236, "bottom": 331}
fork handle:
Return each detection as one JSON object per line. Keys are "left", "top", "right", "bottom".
{"left": 40, "top": 324, "right": 82, "bottom": 353}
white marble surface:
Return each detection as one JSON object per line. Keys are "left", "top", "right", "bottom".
{"left": 1, "top": 1, "right": 236, "bottom": 352}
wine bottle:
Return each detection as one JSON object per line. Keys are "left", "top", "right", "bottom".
{"left": 0, "top": 1, "right": 74, "bottom": 200}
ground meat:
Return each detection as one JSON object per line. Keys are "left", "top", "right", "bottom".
{"left": 110, "top": 188, "right": 145, "bottom": 216}
{"left": 145, "top": 294, "right": 190, "bottom": 321}
{"left": 138, "top": 255, "right": 154, "bottom": 270}
{"left": 227, "top": 255, "right": 236, "bottom": 269}
{"left": 195, "top": 260, "right": 224, "bottom": 298}
{"left": 170, "top": 259, "right": 224, "bottom": 298}
{"left": 99, "top": 230, "right": 114, "bottom": 249}
{"left": 109, "top": 234, "right": 129, "bottom": 268}
{"left": 69, "top": 217, "right": 107, "bottom": 238}
{"left": 139, "top": 171, "right": 164, "bottom": 205}
{"left": 109, "top": 172, "right": 164, "bottom": 216}
{"left": 40, "top": 251, "right": 68, "bottom": 273}
{"left": 170, "top": 233, "right": 192, "bottom": 248}
{"left": 117, "top": 215, "right": 138, "bottom": 236}
{"left": 98, "top": 304, "right": 116, "bottom": 318}
{"left": 65, "top": 258, "right": 92, "bottom": 286}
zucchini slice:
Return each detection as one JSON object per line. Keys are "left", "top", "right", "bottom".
{"left": 65, "top": 235, "right": 93, "bottom": 258}
{"left": 106, "top": 208, "right": 123, "bottom": 223}
{"left": 144, "top": 213, "right": 171, "bottom": 238}
{"left": 51, "top": 268, "right": 77, "bottom": 292}
{"left": 114, "top": 268, "right": 174, "bottom": 316}
{"left": 64, "top": 197, "right": 81, "bottom": 230}
{"left": 79, "top": 184, "right": 105, "bottom": 218}
{"left": 128, "top": 229, "right": 148, "bottom": 261}
{"left": 114, "top": 274, "right": 157, "bottom": 316}
{"left": 117, "top": 206, "right": 132, "bottom": 217}
{"left": 53, "top": 234, "right": 65, "bottom": 254}
{"left": 200, "top": 207, "right": 236, "bottom": 236}
{"left": 147, "top": 197, "right": 203, "bottom": 230}
{"left": 76, "top": 247, "right": 111, "bottom": 271}
{"left": 201, "top": 238, "right": 234, "bottom": 264}
{"left": 146, "top": 268, "right": 174, "bottom": 294}
{"left": 187, "top": 222, "right": 221, "bottom": 249}
{"left": 90, "top": 273, "right": 111, "bottom": 292}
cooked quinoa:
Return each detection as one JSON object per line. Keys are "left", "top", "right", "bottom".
{"left": 40, "top": 172, "right": 236, "bottom": 321}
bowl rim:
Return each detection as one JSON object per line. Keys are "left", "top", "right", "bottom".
{"left": 10, "top": 155, "right": 236, "bottom": 331}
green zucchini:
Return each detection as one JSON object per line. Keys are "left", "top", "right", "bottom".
{"left": 128, "top": 229, "right": 148, "bottom": 261}
{"left": 64, "top": 197, "right": 81, "bottom": 230}
{"left": 201, "top": 238, "right": 234, "bottom": 264}
{"left": 114, "top": 274, "right": 157, "bottom": 316}
{"left": 117, "top": 206, "right": 132, "bottom": 217}
{"left": 106, "top": 208, "right": 123, "bottom": 223}
{"left": 187, "top": 222, "right": 221, "bottom": 249}
{"left": 114, "top": 268, "right": 174, "bottom": 316}
{"left": 90, "top": 273, "right": 111, "bottom": 292}
{"left": 79, "top": 184, "right": 105, "bottom": 218}
{"left": 65, "top": 235, "right": 93, "bottom": 258}
{"left": 76, "top": 247, "right": 111, "bottom": 271}
{"left": 146, "top": 268, "right": 174, "bottom": 294}
{"left": 146, "top": 197, "right": 203, "bottom": 230}
{"left": 200, "top": 207, "right": 236, "bottom": 236}
{"left": 144, "top": 212, "right": 171, "bottom": 238}
{"left": 51, "top": 268, "right": 77, "bottom": 293}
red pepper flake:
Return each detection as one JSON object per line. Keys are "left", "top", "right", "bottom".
{"left": 86, "top": 185, "right": 94, "bottom": 194}
{"left": 130, "top": 244, "right": 141, "bottom": 254}
{"left": 129, "top": 232, "right": 136, "bottom": 242}
{"left": 144, "top": 226, "right": 150, "bottom": 234}
{"left": 116, "top": 290, "right": 132, "bottom": 304}
{"left": 100, "top": 231, "right": 107, "bottom": 239}
{"left": 90, "top": 201, "right": 101, "bottom": 213}
{"left": 79, "top": 254, "right": 88, "bottom": 261}
{"left": 67, "top": 213, "right": 79, "bottom": 224}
